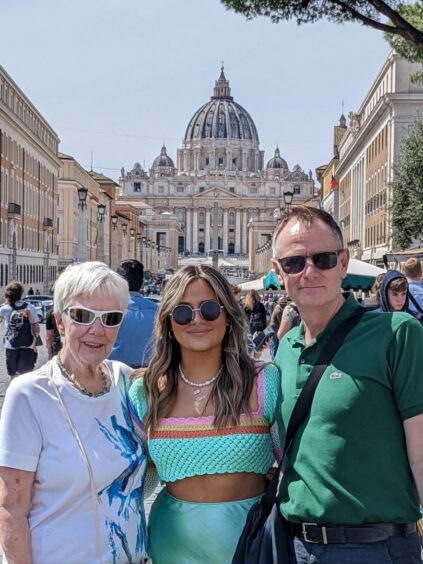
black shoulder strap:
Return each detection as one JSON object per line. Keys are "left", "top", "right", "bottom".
{"left": 263, "top": 307, "right": 366, "bottom": 508}
{"left": 408, "top": 292, "right": 423, "bottom": 314}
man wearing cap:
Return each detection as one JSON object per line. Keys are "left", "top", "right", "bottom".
{"left": 271, "top": 206, "right": 423, "bottom": 563}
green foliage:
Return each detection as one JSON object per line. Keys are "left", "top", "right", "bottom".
{"left": 391, "top": 115, "right": 423, "bottom": 249}
{"left": 221, "top": 0, "right": 423, "bottom": 51}
{"left": 385, "top": 3, "right": 423, "bottom": 83}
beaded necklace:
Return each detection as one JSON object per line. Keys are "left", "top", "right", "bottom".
{"left": 56, "top": 355, "right": 110, "bottom": 397}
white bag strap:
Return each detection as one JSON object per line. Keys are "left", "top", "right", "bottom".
{"left": 48, "top": 362, "right": 104, "bottom": 564}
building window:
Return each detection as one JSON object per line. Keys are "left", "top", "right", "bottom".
{"left": 229, "top": 187, "right": 235, "bottom": 193}
{"left": 205, "top": 158, "right": 209, "bottom": 166}
{"left": 199, "top": 187, "right": 204, "bottom": 193}
{"left": 249, "top": 187, "right": 258, "bottom": 194}
{"left": 229, "top": 212, "right": 235, "bottom": 226}
{"left": 199, "top": 212, "right": 205, "bottom": 225}
{"left": 232, "top": 158, "right": 237, "bottom": 168}
{"left": 218, "top": 158, "right": 224, "bottom": 169}
{"left": 158, "top": 186, "right": 165, "bottom": 194}
{"left": 293, "top": 185, "right": 301, "bottom": 194}
{"left": 134, "top": 182, "right": 141, "bottom": 192}
{"left": 176, "top": 186, "right": 185, "bottom": 193}
{"left": 270, "top": 187, "right": 276, "bottom": 195}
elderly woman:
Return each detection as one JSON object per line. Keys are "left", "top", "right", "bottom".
{"left": 129, "top": 265, "right": 281, "bottom": 563}
{"left": 0, "top": 262, "right": 148, "bottom": 564}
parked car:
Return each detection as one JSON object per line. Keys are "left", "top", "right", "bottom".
{"left": 24, "top": 295, "right": 53, "bottom": 322}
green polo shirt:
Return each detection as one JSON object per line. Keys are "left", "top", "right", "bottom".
{"left": 275, "top": 294, "right": 423, "bottom": 524}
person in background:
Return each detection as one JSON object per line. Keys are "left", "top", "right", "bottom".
{"left": 244, "top": 289, "right": 267, "bottom": 334}
{"left": 45, "top": 306, "right": 62, "bottom": 359}
{"left": 0, "top": 281, "right": 40, "bottom": 378}
{"left": 404, "top": 258, "right": 423, "bottom": 314}
{"left": 268, "top": 295, "right": 288, "bottom": 359}
{"left": 27, "top": 287, "right": 34, "bottom": 296}
{"left": 109, "top": 259, "right": 157, "bottom": 368}
{"left": 271, "top": 205, "right": 423, "bottom": 563}
{"left": 376, "top": 270, "right": 410, "bottom": 313}
{"left": 35, "top": 289, "right": 40, "bottom": 295}
{"left": 0, "top": 261, "right": 148, "bottom": 564}
{"left": 129, "top": 265, "right": 281, "bottom": 563}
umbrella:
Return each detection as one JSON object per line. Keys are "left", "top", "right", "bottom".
{"left": 342, "top": 258, "right": 385, "bottom": 291}
{"left": 263, "top": 270, "right": 281, "bottom": 290}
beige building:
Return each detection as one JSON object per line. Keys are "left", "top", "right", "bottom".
{"left": 58, "top": 153, "right": 100, "bottom": 268}
{"left": 337, "top": 52, "right": 423, "bottom": 264}
{"left": 119, "top": 67, "right": 314, "bottom": 267}
{"left": 0, "top": 65, "right": 60, "bottom": 294}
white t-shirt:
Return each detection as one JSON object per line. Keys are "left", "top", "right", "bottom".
{"left": 0, "top": 300, "right": 39, "bottom": 349}
{"left": 0, "top": 359, "right": 147, "bottom": 564}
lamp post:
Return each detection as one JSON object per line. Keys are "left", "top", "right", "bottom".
{"left": 137, "top": 233, "right": 143, "bottom": 264}
{"left": 77, "top": 186, "right": 88, "bottom": 262}
{"left": 97, "top": 203, "right": 106, "bottom": 263}
{"left": 129, "top": 227, "right": 135, "bottom": 259}
{"left": 283, "top": 190, "right": 294, "bottom": 212}
{"left": 110, "top": 214, "right": 118, "bottom": 270}
{"left": 212, "top": 190, "right": 219, "bottom": 269}
{"left": 121, "top": 223, "right": 128, "bottom": 260}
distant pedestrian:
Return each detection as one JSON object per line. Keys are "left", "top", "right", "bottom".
{"left": 244, "top": 289, "right": 267, "bottom": 333}
{"left": 404, "top": 258, "right": 423, "bottom": 313}
{"left": 0, "top": 281, "right": 40, "bottom": 378}
{"left": 27, "top": 287, "right": 34, "bottom": 296}
{"left": 109, "top": 259, "right": 157, "bottom": 368}
{"left": 45, "top": 306, "right": 62, "bottom": 359}
{"left": 35, "top": 289, "right": 40, "bottom": 295}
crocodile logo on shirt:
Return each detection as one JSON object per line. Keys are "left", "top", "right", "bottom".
{"left": 329, "top": 371, "right": 342, "bottom": 380}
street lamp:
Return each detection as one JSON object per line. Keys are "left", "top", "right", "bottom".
{"left": 111, "top": 214, "right": 118, "bottom": 230}
{"left": 77, "top": 186, "right": 88, "bottom": 210}
{"left": 130, "top": 227, "right": 135, "bottom": 238}
{"left": 97, "top": 203, "right": 106, "bottom": 223}
{"left": 122, "top": 223, "right": 128, "bottom": 236}
{"left": 283, "top": 190, "right": 294, "bottom": 212}
{"left": 77, "top": 187, "right": 88, "bottom": 261}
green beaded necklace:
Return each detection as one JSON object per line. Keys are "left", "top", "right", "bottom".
{"left": 56, "top": 355, "right": 110, "bottom": 397}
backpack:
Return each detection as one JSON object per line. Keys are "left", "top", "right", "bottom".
{"left": 249, "top": 304, "right": 266, "bottom": 333}
{"left": 5, "top": 302, "right": 34, "bottom": 348}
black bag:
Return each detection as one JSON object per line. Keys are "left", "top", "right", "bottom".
{"left": 232, "top": 309, "right": 366, "bottom": 564}
{"left": 408, "top": 293, "right": 423, "bottom": 324}
{"left": 5, "top": 302, "right": 34, "bottom": 348}
{"left": 250, "top": 304, "right": 265, "bottom": 333}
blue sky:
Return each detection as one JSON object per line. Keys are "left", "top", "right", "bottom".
{"left": 1, "top": 0, "right": 389, "bottom": 181}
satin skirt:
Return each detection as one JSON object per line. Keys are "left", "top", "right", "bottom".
{"left": 148, "top": 488, "right": 261, "bottom": 564}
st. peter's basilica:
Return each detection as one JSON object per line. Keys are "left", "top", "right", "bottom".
{"left": 118, "top": 67, "right": 315, "bottom": 257}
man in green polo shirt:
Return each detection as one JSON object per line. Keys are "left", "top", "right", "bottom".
{"left": 271, "top": 205, "right": 423, "bottom": 563}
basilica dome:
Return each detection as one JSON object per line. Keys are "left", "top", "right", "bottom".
{"left": 152, "top": 145, "right": 175, "bottom": 169}
{"left": 184, "top": 67, "right": 259, "bottom": 143}
{"left": 266, "top": 147, "right": 288, "bottom": 170}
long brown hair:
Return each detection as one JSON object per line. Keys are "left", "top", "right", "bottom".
{"left": 143, "top": 265, "right": 257, "bottom": 431}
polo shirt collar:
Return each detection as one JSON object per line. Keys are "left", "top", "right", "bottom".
{"left": 286, "top": 293, "right": 362, "bottom": 349}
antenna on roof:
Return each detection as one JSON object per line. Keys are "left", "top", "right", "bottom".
{"left": 90, "top": 150, "right": 93, "bottom": 171}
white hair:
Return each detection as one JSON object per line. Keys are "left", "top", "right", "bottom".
{"left": 54, "top": 261, "right": 129, "bottom": 314}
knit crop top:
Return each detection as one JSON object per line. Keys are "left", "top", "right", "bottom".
{"left": 128, "top": 364, "right": 281, "bottom": 483}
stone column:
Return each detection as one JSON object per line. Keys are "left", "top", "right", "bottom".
{"left": 77, "top": 207, "right": 88, "bottom": 262}
{"left": 242, "top": 210, "right": 248, "bottom": 253}
{"left": 235, "top": 210, "right": 241, "bottom": 253}
{"left": 223, "top": 210, "right": 228, "bottom": 255}
{"left": 205, "top": 209, "right": 211, "bottom": 252}
{"left": 186, "top": 208, "right": 191, "bottom": 253}
{"left": 192, "top": 209, "right": 198, "bottom": 253}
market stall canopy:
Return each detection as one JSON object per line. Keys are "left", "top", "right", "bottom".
{"left": 263, "top": 270, "right": 281, "bottom": 290}
{"left": 238, "top": 277, "right": 265, "bottom": 291}
{"left": 342, "top": 258, "right": 385, "bottom": 291}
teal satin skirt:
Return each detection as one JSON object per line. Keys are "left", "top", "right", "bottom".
{"left": 148, "top": 488, "right": 261, "bottom": 564}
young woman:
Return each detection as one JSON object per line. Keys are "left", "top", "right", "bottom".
{"left": 129, "top": 265, "right": 281, "bottom": 563}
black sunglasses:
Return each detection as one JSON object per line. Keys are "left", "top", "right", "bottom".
{"left": 277, "top": 250, "right": 344, "bottom": 274}
{"left": 170, "top": 300, "right": 224, "bottom": 325}
{"left": 64, "top": 307, "right": 124, "bottom": 327}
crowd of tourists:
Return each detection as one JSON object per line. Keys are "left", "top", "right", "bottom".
{"left": 0, "top": 206, "right": 423, "bottom": 564}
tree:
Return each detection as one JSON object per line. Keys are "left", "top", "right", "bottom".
{"left": 391, "top": 115, "right": 423, "bottom": 249}
{"left": 221, "top": 0, "right": 423, "bottom": 52}
{"left": 385, "top": 3, "right": 423, "bottom": 83}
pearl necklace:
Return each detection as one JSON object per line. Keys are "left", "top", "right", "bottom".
{"left": 178, "top": 364, "right": 223, "bottom": 401}
{"left": 56, "top": 355, "right": 110, "bottom": 397}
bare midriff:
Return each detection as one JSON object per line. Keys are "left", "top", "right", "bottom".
{"left": 166, "top": 472, "right": 266, "bottom": 503}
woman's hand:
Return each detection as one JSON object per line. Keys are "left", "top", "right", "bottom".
{"left": 0, "top": 467, "right": 35, "bottom": 564}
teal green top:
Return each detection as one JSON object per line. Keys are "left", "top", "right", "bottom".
{"left": 275, "top": 294, "right": 423, "bottom": 525}
{"left": 129, "top": 364, "right": 281, "bottom": 482}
